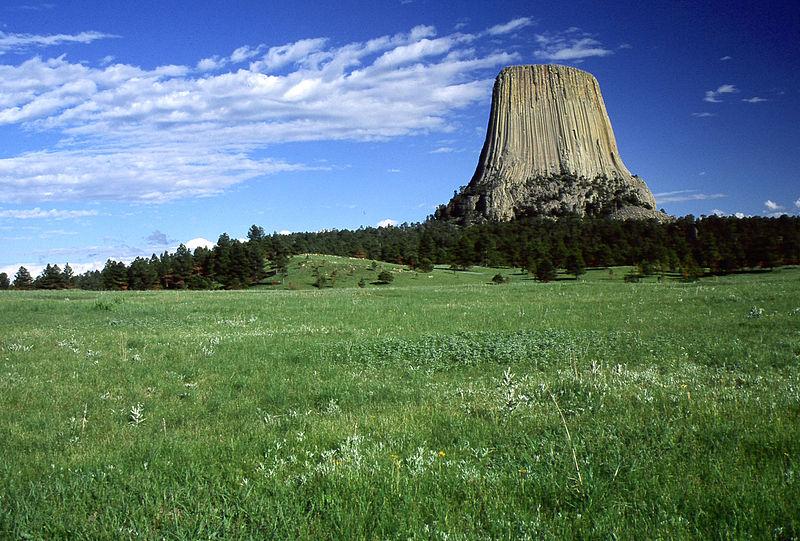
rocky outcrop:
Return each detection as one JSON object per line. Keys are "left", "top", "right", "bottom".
{"left": 439, "top": 64, "right": 668, "bottom": 224}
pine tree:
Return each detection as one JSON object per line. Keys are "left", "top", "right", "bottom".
{"left": 101, "top": 260, "right": 128, "bottom": 290}
{"left": 0, "top": 272, "right": 9, "bottom": 290}
{"left": 13, "top": 266, "right": 33, "bottom": 289}
{"left": 565, "top": 250, "right": 586, "bottom": 279}
{"left": 535, "top": 257, "right": 557, "bottom": 282}
{"left": 62, "top": 263, "right": 75, "bottom": 288}
{"left": 38, "top": 264, "right": 65, "bottom": 289}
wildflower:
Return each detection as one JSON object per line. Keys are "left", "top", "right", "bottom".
{"left": 437, "top": 450, "right": 446, "bottom": 459}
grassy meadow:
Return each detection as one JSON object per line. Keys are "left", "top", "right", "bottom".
{"left": 1, "top": 256, "right": 799, "bottom": 539}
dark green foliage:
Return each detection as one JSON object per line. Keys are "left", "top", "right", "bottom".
{"left": 101, "top": 260, "right": 128, "bottom": 290}
{"left": 416, "top": 258, "right": 434, "bottom": 273}
{"left": 35, "top": 264, "right": 66, "bottom": 289}
{"left": 24, "top": 214, "right": 800, "bottom": 291}
{"left": 0, "top": 272, "right": 9, "bottom": 289}
{"left": 535, "top": 257, "right": 557, "bottom": 282}
{"left": 565, "top": 250, "right": 586, "bottom": 279}
{"left": 12, "top": 266, "right": 33, "bottom": 289}
{"left": 491, "top": 273, "right": 507, "bottom": 284}
{"left": 377, "top": 270, "right": 394, "bottom": 284}
{"left": 61, "top": 264, "right": 74, "bottom": 288}
{"left": 357, "top": 277, "right": 367, "bottom": 288}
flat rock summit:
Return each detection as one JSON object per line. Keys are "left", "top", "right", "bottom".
{"left": 438, "top": 64, "right": 668, "bottom": 224}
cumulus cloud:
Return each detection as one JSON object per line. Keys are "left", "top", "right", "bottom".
{"left": 0, "top": 207, "right": 98, "bottom": 219}
{"left": 703, "top": 84, "right": 737, "bottom": 103}
{"left": 0, "top": 21, "right": 522, "bottom": 203}
{"left": 0, "top": 30, "right": 116, "bottom": 54}
{"left": 184, "top": 237, "right": 215, "bottom": 251}
{"left": 742, "top": 96, "right": 767, "bottom": 103}
{"left": 795, "top": 198, "right": 800, "bottom": 209}
{"left": 764, "top": 199, "right": 782, "bottom": 211}
{"left": 534, "top": 28, "right": 613, "bottom": 61}
{"left": 653, "top": 190, "right": 726, "bottom": 203}
{"left": 377, "top": 219, "right": 398, "bottom": 228}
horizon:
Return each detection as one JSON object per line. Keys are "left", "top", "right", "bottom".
{"left": 1, "top": 0, "right": 798, "bottom": 276}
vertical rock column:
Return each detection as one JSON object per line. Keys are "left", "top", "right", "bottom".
{"left": 445, "top": 64, "right": 658, "bottom": 223}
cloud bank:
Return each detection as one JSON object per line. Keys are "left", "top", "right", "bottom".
{"left": 0, "top": 22, "right": 525, "bottom": 204}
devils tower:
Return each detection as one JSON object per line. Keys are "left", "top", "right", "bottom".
{"left": 439, "top": 64, "right": 666, "bottom": 224}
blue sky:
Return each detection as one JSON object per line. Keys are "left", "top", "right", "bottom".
{"left": 0, "top": 0, "right": 798, "bottom": 275}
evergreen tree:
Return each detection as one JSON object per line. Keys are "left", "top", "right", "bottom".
{"left": 417, "top": 258, "right": 434, "bottom": 273}
{"left": 13, "top": 266, "right": 33, "bottom": 289}
{"left": 62, "top": 263, "right": 75, "bottom": 288}
{"left": 173, "top": 244, "right": 194, "bottom": 286}
{"left": 565, "top": 250, "right": 586, "bottom": 279}
{"left": 37, "top": 264, "right": 65, "bottom": 289}
{"left": 247, "top": 224, "right": 266, "bottom": 243}
{"left": 0, "top": 272, "right": 9, "bottom": 290}
{"left": 535, "top": 257, "right": 557, "bottom": 282}
{"left": 377, "top": 270, "right": 394, "bottom": 284}
{"left": 101, "top": 260, "right": 128, "bottom": 290}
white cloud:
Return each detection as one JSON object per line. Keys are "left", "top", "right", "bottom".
{"left": 720, "top": 55, "right": 732, "bottom": 61}
{"left": 250, "top": 37, "right": 328, "bottom": 72}
{"left": 0, "top": 147, "right": 309, "bottom": 203}
{"left": 654, "top": 190, "right": 726, "bottom": 203}
{"left": 0, "top": 23, "right": 522, "bottom": 203}
{"left": 485, "top": 17, "right": 533, "bottom": 36}
{"left": 764, "top": 199, "right": 782, "bottom": 211}
{"left": 430, "top": 146, "right": 455, "bottom": 154}
{"left": 0, "top": 30, "right": 116, "bottom": 54}
{"left": 534, "top": 29, "right": 612, "bottom": 61}
{"left": 742, "top": 96, "right": 767, "bottom": 103}
{"left": 196, "top": 56, "right": 225, "bottom": 72}
{"left": 387, "top": 168, "right": 401, "bottom": 173}
{"left": 377, "top": 219, "right": 398, "bottom": 228}
{"left": 703, "top": 84, "right": 737, "bottom": 103}
{"left": 691, "top": 112, "right": 715, "bottom": 117}
{"left": 277, "top": 230, "right": 291, "bottom": 235}
{"left": 374, "top": 37, "right": 458, "bottom": 68}
{"left": 230, "top": 44, "right": 264, "bottom": 63}
{"left": 0, "top": 207, "right": 98, "bottom": 219}
{"left": 795, "top": 198, "right": 800, "bottom": 209}
{"left": 734, "top": 212, "right": 746, "bottom": 219}
{"left": 185, "top": 237, "right": 215, "bottom": 251}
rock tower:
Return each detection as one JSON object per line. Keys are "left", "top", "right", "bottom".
{"left": 439, "top": 64, "right": 666, "bottom": 223}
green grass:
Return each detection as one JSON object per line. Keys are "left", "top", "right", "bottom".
{"left": 1, "top": 259, "right": 799, "bottom": 539}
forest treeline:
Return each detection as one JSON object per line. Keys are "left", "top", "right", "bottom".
{"left": 2, "top": 215, "right": 799, "bottom": 290}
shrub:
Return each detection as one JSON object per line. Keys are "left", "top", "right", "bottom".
{"left": 417, "top": 258, "right": 434, "bottom": 273}
{"left": 377, "top": 270, "right": 394, "bottom": 284}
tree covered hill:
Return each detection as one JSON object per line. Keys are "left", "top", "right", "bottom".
{"left": 4, "top": 215, "right": 799, "bottom": 291}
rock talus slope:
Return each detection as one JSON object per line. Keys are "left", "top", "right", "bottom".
{"left": 441, "top": 64, "right": 666, "bottom": 223}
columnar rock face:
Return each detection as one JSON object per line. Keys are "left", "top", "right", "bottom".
{"left": 440, "top": 64, "right": 666, "bottom": 224}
